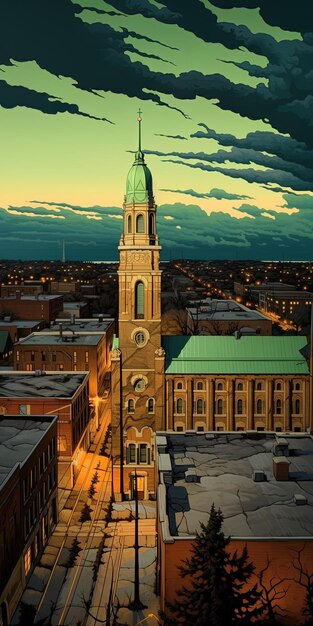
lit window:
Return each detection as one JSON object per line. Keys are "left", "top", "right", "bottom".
{"left": 139, "top": 443, "right": 148, "bottom": 464}
{"left": 24, "top": 546, "right": 32, "bottom": 576}
{"left": 128, "top": 399, "right": 135, "bottom": 413}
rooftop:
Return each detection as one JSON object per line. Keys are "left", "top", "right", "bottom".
{"left": 48, "top": 318, "right": 114, "bottom": 333}
{"left": 0, "top": 372, "right": 88, "bottom": 398}
{"left": 157, "top": 432, "right": 313, "bottom": 539}
{"left": 0, "top": 294, "right": 61, "bottom": 301}
{"left": 187, "top": 299, "right": 269, "bottom": 322}
{"left": 0, "top": 416, "right": 57, "bottom": 487}
{"left": 17, "top": 332, "right": 103, "bottom": 346}
{"left": 162, "top": 335, "right": 309, "bottom": 375}
{"left": 0, "top": 320, "right": 43, "bottom": 328}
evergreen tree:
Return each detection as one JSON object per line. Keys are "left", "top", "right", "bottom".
{"left": 163, "top": 504, "right": 264, "bottom": 626}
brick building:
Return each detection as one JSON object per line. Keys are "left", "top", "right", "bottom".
{"left": 0, "top": 372, "right": 90, "bottom": 487}
{"left": 0, "top": 293, "right": 63, "bottom": 324}
{"left": 186, "top": 298, "right": 272, "bottom": 336}
{"left": 156, "top": 432, "right": 313, "bottom": 625}
{"left": 14, "top": 323, "right": 114, "bottom": 428}
{"left": 0, "top": 415, "right": 58, "bottom": 626}
{"left": 0, "top": 320, "right": 45, "bottom": 343}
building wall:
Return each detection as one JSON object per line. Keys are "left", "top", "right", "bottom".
{"left": 165, "top": 375, "right": 310, "bottom": 433}
{"left": 0, "top": 295, "right": 63, "bottom": 323}
{"left": 0, "top": 378, "right": 90, "bottom": 488}
{"left": 0, "top": 417, "right": 58, "bottom": 625}
{"left": 158, "top": 529, "right": 313, "bottom": 625}
{"left": 0, "top": 322, "right": 45, "bottom": 343}
{"left": 1, "top": 285, "right": 43, "bottom": 297}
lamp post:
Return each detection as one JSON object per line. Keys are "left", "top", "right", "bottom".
{"left": 129, "top": 470, "right": 145, "bottom": 611}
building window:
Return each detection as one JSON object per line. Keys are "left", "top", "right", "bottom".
{"left": 73, "top": 351, "right": 77, "bottom": 364}
{"left": 52, "top": 351, "right": 56, "bottom": 362}
{"left": 237, "top": 399, "right": 243, "bottom": 414}
{"left": 276, "top": 426, "right": 282, "bottom": 432}
{"left": 41, "top": 351, "right": 46, "bottom": 362}
{"left": 197, "top": 425, "right": 204, "bottom": 432}
{"left": 294, "top": 382, "right": 300, "bottom": 391}
{"left": 217, "top": 426, "right": 224, "bottom": 431}
{"left": 217, "top": 399, "right": 223, "bottom": 415}
{"left": 275, "top": 382, "right": 282, "bottom": 391}
{"left": 295, "top": 399, "right": 300, "bottom": 414}
{"left": 276, "top": 399, "right": 282, "bottom": 414}
{"left": 176, "top": 382, "right": 183, "bottom": 389}
{"left": 85, "top": 351, "right": 89, "bottom": 364}
{"left": 196, "top": 399, "right": 204, "bottom": 414}
{"left": 256, "top": 382, "right": 263, "bottom": 390}
{"left": 26, "top": 363, "right": 33, "bottom": 371}
{"left": 294, "top": 426, "right": 301, "bottom": 432}
{"left": 257, "top": 426, "right": 265, "bottom": 431}
{"left": 16, "top": 350, "right": 20, "bottom": 362}
{"left": 31, "top": 351, "right": 35, "bottom": 362}
{"left": 19, "top": 404, "right": 30, "bottom": 415}
{"left": 135, "top": 281, "right": 144, "bottom": 319}
{"left": 237, "top": 383, "right": 243, "bottom": 391}
{"left": 59, "top": 364, "right": 64, "bottom": 371}
{"left": 127, "top": 214, "right": 132, "bottom": 233}
{"left": 139, "top": 443, "right": 148, "bottom": 464}
{"left": 196, "top": 381, "right": 203, "bottom": 390}
{"left": 176, "top": 398, "right": 183, "bottom": 414}
{"left": 256, "top": 399, "right": 263, "bottom": 414}
{"left": 128, "top": 399, "right": 135, "bottom": 414}
{"left": 148, "top": 398, "right": 154, "bottom": 414}
{"left": 217, "top": 383, "right": 223, "bottom": 391}
{"left": 24, "top": 546, "right": 32, "bottom": 577}
{"left": 176, "top": 425, "right": 184, "bottom": 432}
{"left": 127, "top": 443, "right": 136, "bottom": 464}
{"left": 136, "top": 214, "right": 144, "bottom": 233}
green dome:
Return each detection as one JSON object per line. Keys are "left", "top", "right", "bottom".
{"left": 125, "top": 150, "right": 153, "bottom": 204}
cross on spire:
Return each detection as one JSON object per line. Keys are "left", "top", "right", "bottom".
{"left": 137, "top": 108, "right": 142, "bottom": 152}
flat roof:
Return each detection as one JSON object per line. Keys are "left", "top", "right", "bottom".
{"left": 0, "top": 416, "right": 57, "bottom": 487}
{"left": 0, "top": 320, "right": 43, "bottom": 328}
{"left": 17, "top": 332, "right": 103, "bottom": 346}
{"left": 157, "top": 432, "right": 313, "bottom": 539}
{"left": 162, "top": 335, "right": 309, "bottom": 375}
{"left": 187, "top": 299, "right": 269, "bottom": 322}
{"left": 0, "top": 372, "right": 88, "bottom": 398}
{"left": 0, "top": 294, "right": 61, "bottom": 301}
{"left": 47, "top": 318, "right": 114, "bottom": 333}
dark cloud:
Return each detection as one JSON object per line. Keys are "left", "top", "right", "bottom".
{"left": 160, "top": 187, "right": 251, "bottom": 201}
{"left": 2, "top": 199, "right": 313, "bottom": 261}
{"left": 208, "top": 0, "right": 313, "bottom": 34}
{"left": 155, "top": 134, "right": 188, "bottom": 140}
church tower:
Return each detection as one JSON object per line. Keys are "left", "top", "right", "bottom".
{"left": 111, "top": 112, "right": 165, "bottom": 500}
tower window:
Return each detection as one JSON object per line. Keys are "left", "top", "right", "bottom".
{"left": 237, "top": 399, "right": 243, "bottom": 414}
{"left": 295, "top": 399, "right": 300, "bottom": 414}
{"left": 256, "top": 382, "right": 263, "bottom": 390}
{"left": 217, "top": 399, "right": 223, "bottom": 414}
{"left": 128, "top": 399, "right": 135, "bottom": 413}
{"left": 136, "top": 214, "right": 144, "bottom": 233}
{"left": 135, "top": 282, "right": 144, "bottom": 319}
{"left": 256, "top": 399, "right": 263, "bottom": 414}
{"left": 276, "top": 399, "right": 282, "bottom": 415}
{"left": 149, "top": 213, "right": 154, "bottom": 235}
{"left": 176, "top": 398, "right": 183, "bottom": 414}
{"left": 237, "top": 383, "right": 243, "bottom": 391}
{"left": 196, "top": 381, "right": 203, "bottom": 390}
{"left": 148, "top": 398, "right": 154, "bottom": 414}
{"left": 196, "top": 399, "right": 204, "bottom": 414}
{"left": 176, "top": 382, "right": 183, "bottom": 389}
{"left": 217, "top": 383, "right": 223, "bottom": 391}
{"left": 127, "top": 215, "right": 132, "bottom": 233}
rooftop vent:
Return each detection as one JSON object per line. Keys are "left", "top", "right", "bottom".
{"left": 253, "top": 470, "right": 266, "bottom": 482}
{"left": 234, "top": 330, "right": 242, "bottom": 340}
{"left": 294, "top": 494, "right": 307, "bottom": 506}
{"left": 185, "top": 468, "right": 199, "bottom": 483}
{"left": 274, "top": 438, "right": 289, "bottom": 457}
{"left": 273, "top": 456, "right": 290, "bottom": 481}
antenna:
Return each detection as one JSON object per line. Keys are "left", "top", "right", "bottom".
{"left": 62, "top": 240, "right": 66, "bottom": 263}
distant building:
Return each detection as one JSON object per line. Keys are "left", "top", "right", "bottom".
{"left": 156, "top": 431, "right": 313, "bottom": 624}
{"left": 1, "top": 284, "right": 44, "bottom": 298}
{"left": 0, "top": 415, "right": 58, "bottom": 626}
{"left": 14, "top": 323, "right": 114, "bottom": 427}
{"left": 0, "top": 319, "right": 45, "bottom": 343}
{"left": 0, "top": 331, "right": 13, "bottom": 363}
{"left": 50, "top": 281, "right": 79, "bottom": 293}
{"left": 187, "top": 298, "right": 272, "bottom": 336}
{"left": 259, "top": 289, "right": 313, "bottom": 323}
{"left": 0, "top": 293, "right": 63, "bottom": 324}
{"left": 0, "top": 372, "right": 90, "bottom": 487}
{"left": 62, "top": 301, "right": 89, "bottom": 318}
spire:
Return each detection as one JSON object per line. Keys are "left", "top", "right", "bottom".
{"left": 135, "top": 108, "right": 144, "bottom": 164}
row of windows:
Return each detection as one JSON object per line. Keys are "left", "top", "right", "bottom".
{"left": 23, "top": 441, "right": 56, "bottom": 503}
{"left": 174, "top": 381, "right": 302, "bottom": 391}
{"left": 24, "top": 467, "right": 57, "bottom": 534}
{"left": 126, "top": 443, "right": 153, "bottom": 465}
{"left": 126, "top": 213, "right": 154, "bottom": 234}
{"left": 127, "top": 398, "right": 155, "bottom": 414}
{"left": 175, "top": 398, "right": 302, "bottom": 415}
{"left": 17, "top": 350, "right": 89, "bottom": 363}
{"left": 175, "top": 425, "right": 303, "bottom": 433}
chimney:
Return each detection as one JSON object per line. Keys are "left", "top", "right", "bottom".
{"left": 99, "top": 314, "right": 104, "bottom": 322}
{"left": 71, "top": 313, "right": 76, "bottom": 325}
{"left": 273, "top": 456, "right": 290, "bottom": 481}
{"left": 234, "top": 330, "right": 241, "bottom": 340}
{"left": 59, "top": 323, "right": 63, "bottom": 339}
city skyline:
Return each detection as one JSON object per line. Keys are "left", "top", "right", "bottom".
{"left": 0, "top": 1, "right": 312, "bottom": 260}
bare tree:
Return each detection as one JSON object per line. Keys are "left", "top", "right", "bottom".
{"left": 292, "top": 545, "right": 313, "bottom": 623}
{"left": 256, "top": 555, "right": 292, "bottom": 625}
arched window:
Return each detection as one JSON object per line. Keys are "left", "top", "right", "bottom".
{"left": 176, "top": 398, "right": 183, "bottom": 414}
{"left": 176, "top": 381, "right": 183, "bottom": 389}
{"left": 257, "top": 399, "right": 262, "bottom": 414}
{"left": 217, "top": 399, "right": 223, "bottom": 414}
{"left": 237, "top": 399, "right": 243, "bottom": 414}
{"left": 136, "top": 214, "right": 144, "bottom": 233}
{"left": 197, "top": 381, "right": 203, "bottom": 390}
{"left": 237, "top": 383, "right": 243, "bottom": 391}
{"left": 217, "top": 383, "right": 223, "bottom": 391}
{"left": 135, "top": 281, "right": 144, "bottom": 319}
{"left": 256, "top": 382, "right": 263, "bottom": 390}
{"left": 295, "top": 399, "right": 300, "bottom": 415}
{"left": 294, "top": 382, "right": 300, "bottom": 391}
{"left": 197, "top": 399, "right": 204, "bottom": 414}
{"left": 128, "top": 399, "right": 135, "bottom": 413}
{"left": 275, "top": 382, "right": 282, "bottom": 391}
{"left": 149, "top": 213, "right": 154, "bottom": 235}
{"left": 127, "top": 214, "right": 132, "bottom": 233}
{"left": 276, "top": 399, "right": 282, "bottom": 414}
{"left": 148, "top": 398, "right": 154, "bottom": 414}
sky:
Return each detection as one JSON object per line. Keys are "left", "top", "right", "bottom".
{"left": 0, "top": 0, "right": 313, "bottom": 261}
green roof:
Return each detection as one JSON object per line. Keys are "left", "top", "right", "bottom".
{"left": 125, "top": 151, "right": 153, "bottom": 203}
{"left": 162, "top": 336, "right": 309, "bottom": 375}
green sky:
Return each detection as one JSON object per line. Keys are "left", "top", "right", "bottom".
{"left": 0, "top": 0, "right": 312, "bottom": 259}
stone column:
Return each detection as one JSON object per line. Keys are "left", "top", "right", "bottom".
{"left": 248, "top": 379, "right": 254, "bottom": 430}
{"left": 228, "top": 379, "right": 235, "bottom": 430}
{"left": 285, "top": 379, "right": 292, "bottom": 432}
{"left": 187, "top": 378, "right": 193, "bottom": 429}
{"left": 209, "top": 379, "right": 215, "bottom": 429}
{"left": 167, "top": 378, "right": 174, "bottom": 431}
{"left": 267, "top": 379, "right": 273, "bottom": 430}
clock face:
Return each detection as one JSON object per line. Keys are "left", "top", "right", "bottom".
{"left": 135, "top": 331, "right": 145, "bottom": 345}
